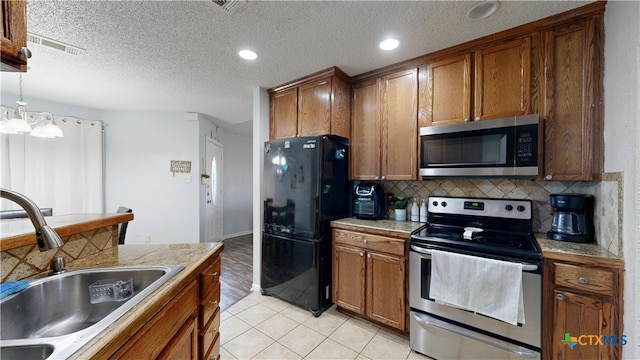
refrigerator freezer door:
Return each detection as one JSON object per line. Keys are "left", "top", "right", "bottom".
{"left": 261, "top": 233, "right": 332, "bottom": 315}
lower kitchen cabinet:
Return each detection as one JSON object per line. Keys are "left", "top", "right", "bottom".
{"left": 332, "top": 228, "right": 407, "bottom": 331}
{"left": 543, "top": 258, "right": 624, "bottom": 360}
{"left": 110, "top": 253, "right": 221, "bottom": 360}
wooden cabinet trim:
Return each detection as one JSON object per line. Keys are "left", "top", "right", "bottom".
{"left": 365, "top": 250, "right": 406, "bottom": 329}
{"left": 334, "top": 228, "right": 405, "bottom": 257}
{"left": 1, "top": 0, "right": 28, "bottom": 71}
{"left": 333, "top": 243, "right": 367, "bottom": 315}
{"left": 268, "top": 66, "right": 350, "bottom": 93}
{"left": 422, "top": 53, "right": 472, "bottom": 127}
{"left": 554, "top": 262, "right": 613, "bottom": 297}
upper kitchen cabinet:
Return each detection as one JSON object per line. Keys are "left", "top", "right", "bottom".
{"left": 421, "top": 53, "right": 472, "bottom": 127}
{"left": 351, "top": 68, "right": 418, "bottom": 181}
{"left": 474, "top": 36, "right": 531, "bottom": 121}
{"left": 420, "top": 37, "right": 531, "bottom": 127}
{"left": 1, "top": 0, "right": 29, "bottom": 72}
{"left": 268, "top": 67, "right": 350, "bottom": 140}
{"left": 542, "top": 16, "right": 603, "bottom": 181}
{"left": 350, "top": 79, "right": 381, "bottom": 180}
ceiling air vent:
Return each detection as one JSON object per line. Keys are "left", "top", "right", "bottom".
{"left": 27, "top": 33, "right": 86, "bottom": 56}
{"left": 212, "top": 0, "right": 243, "bottom": 12}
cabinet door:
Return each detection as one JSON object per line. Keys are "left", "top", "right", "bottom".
{"left": 474, "top": 37, "right": 531, "bottom": 121}
{"left": 366, "top": 251, "right": 405, "bottom": 330}
{"left": 333, "top": 244, "right": 366, "bottom": 315}
{"left": 424, "top": 53, "right": 472, "bottom": 126}
{"left": 270, "top": 88, "right": 298, "bottom": 140}
{"left": 381, "top": 68, "right": 418, "bottom": 180}
{"left": 552, "top": 290, "right": 614, "bottom": 360}
{"left": 1, "top": 0, "right": 28, "bottom": 71}
{"left": 350, "top": 79, "right": 381, "bottom": 180}
{"left": 298, "top": 79, "right": 332, "bottom": 137}
{"left": 157, "top": 315, "right": 198, "bottom": 360}
{"left": 543, "top": 18, "right": 601, "bottom": 181}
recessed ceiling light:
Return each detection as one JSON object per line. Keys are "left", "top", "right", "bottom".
{"left": 379, "top": 39, "right": 399, "bottom": 51}
{"left": 467, "top": 1, "right": 500, "bottom": 20}
{"left": 239, "top": 49, "right": 257, "bottom": 60}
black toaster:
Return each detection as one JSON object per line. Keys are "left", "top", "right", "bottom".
{"left": 352, "top": 183, "right": 385, "bottom": 220}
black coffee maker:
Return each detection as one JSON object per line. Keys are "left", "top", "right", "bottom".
{"left": 547, "top": 194, "right": 594, "bottom": 243}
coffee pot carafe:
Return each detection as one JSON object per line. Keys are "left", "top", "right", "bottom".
{"left": 547, "top": 194, "right": 594, "bottom": 243}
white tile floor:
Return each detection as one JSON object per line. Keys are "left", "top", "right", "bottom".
{"left": 221, "top": 291, "right": 432, "bottom": 360}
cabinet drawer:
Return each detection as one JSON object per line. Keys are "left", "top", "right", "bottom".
{"left": 200, "top": 281, "right": 220, "bottom": 328}
{"left": 200, "top": 307, "right": 221, "bottom": 359}
{"left": 334, "top": 229, "right": 405, "bottom": 256}
{"left": 554, "top": 263, "right": 613, "bottom": 297}
{"left": 200, "top": 257, "right": 221, "bottom": 298}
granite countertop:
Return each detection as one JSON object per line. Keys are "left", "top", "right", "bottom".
{"left": 331, "top": 217, "right": 427, "bottom": 237}
{"left": 1, "top": 213, "right": 133, "bottom": 251}
{"left": 61, "top": 243, "right": 223, "bottom": 359}
{"left": 534, "top": 234, "right": 624, "bottom": 268}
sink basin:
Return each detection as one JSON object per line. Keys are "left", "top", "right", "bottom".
{"left": 1, "top": 344, "right": 54, "bottom": 360}
{"left": 0, "top": 265, "right": 184, "bottom": 359}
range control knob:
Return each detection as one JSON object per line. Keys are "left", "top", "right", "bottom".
{"left": 432, "top": 201, "right": 438, "bottom": 207}
{"left": 441, "top": 201, "right": 447, "bottom": 207}
{"left": 517, "top": 205, "right": 526, "bottom": 212}
{"left": 505, "top": 205, "right": 513, "bottom": 211}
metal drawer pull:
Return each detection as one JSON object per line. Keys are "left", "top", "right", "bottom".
{"left": 578, "top": 277, "right": 588, "bottom": 284}
{"left": 359, "top": 251, "right": 364, "bottom": 257}
{"left": 367, "top": 253, "right": 371, "bottom": 259}
{"left": 556, "top": 294, "right": 564, "bottom": 301}
{"left": 363, "top": 239, "right": 367, "bottom": 244}
{"left": 210, "top": 300, "right": 219, "bottom": 306}
{"left": 410, "top": 245, "right": 538, "bottom": 272}
{"left": 411, "top": 312, "right": 539, "bottom": 358}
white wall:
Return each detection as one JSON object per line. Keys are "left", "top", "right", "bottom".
{"left": 603, "top": 2, "right": 640, "bottom": 359}
{"left": 252, "top": 87, "right": 270, "bottom": 291}
{"left": 220, "top": 131, "right": 253, "bottom": 238}
{"left": 104, "top": 111, "right": 200, "bottom": 244}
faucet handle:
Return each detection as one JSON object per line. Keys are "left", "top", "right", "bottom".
{"left": 50, "top": 256, "right": 66, "bottom": 274}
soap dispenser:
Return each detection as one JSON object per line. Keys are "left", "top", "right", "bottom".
{"left": 419, "top": 198, "right": 428, "bottom": 223}
{"left": 411, "top": 200, "right": 420, "bottom": 222}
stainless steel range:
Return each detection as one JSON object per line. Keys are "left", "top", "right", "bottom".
{"left": 410, "top": 196, "right": 543, "bottom": 359}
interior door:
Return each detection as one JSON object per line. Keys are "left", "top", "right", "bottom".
{"left": 205, "top": 138, "right": 223, "bottom": 243}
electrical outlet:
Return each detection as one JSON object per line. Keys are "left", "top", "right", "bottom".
{"left": 183, "top": 175, "right": 192, "bottom": 183}
{"left": 144, "top": 235, "right": 151, "bottom": 243}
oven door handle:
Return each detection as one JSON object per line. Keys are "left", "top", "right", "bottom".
{"left": 410, "top": 245, "right": 539, "bottom": 272}
{"left": 411, "top": 311, "right": 540, "bottom": 358}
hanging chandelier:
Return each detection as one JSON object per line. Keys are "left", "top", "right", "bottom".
{"left": 0, "top": 74, "right": 63, "bottom": 138}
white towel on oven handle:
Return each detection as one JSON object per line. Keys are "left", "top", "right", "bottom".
{"left": 428, "top": 249, "right": 525, "bottom": 325}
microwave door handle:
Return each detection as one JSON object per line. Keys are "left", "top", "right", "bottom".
{"left": 410, "top": 245, "right": 538, "bottom": 272}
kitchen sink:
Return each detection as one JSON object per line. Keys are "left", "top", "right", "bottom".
{"left": 0, "top": 265, "right": 184, "bottom": 359}
{"left": 1, "top": 344, "right": 54, "bottom": 360}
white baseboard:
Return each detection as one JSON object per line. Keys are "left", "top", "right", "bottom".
{"left": 251, "top": 283, "right": 261, "bottom": 292}
{"left": 223, "top": 230, "right": 253, "bottom": 240}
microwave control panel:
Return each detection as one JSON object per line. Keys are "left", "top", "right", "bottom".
{"left": 515, "top": 125, "right": 537, "bottom": 166}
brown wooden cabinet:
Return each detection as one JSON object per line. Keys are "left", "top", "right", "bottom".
{"left": 350, "top": 68, "right": 418, "bottom": 181}
{"left": 543, "top": 259, "right": 624, "bottom": 360}
{"left": 421, "top": 37, "right": 530, "bottom": 127}
{"left": 422, "top": 53, "right": 472, "bottom": 127}
{"left": 1, "top": 0, "right": 29, "bottom": 72}
{"left": 474, "top": 36, "right": 531, "bottom": 121}
{"left": 111, "top": 254, "right": 221, "bottom": 360}
{"left": 333, "top": 228, "right": 407, "bottom": 331}
{"left": 542, "top": 16, "right": 603, "bottom": 181}
{"left": 269, "top": 67, "right": 350, "bottom": 140}
{"left": 111, "top": 280, "right": 200, "bottom": 359}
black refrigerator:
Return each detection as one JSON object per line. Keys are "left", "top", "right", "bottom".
{"left": 261, "top": 135, "right": 349, "bottom": 316}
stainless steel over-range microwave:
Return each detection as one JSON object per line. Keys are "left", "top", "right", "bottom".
{"left": 419, "top": 114, "right": 539, "bottom": 178}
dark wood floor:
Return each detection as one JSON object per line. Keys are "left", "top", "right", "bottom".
{"left": 220, "top": 234, "right": 253, "bottom": 312}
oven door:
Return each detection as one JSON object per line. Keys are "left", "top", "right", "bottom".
{"left": 409, "top": 246, "right": 541, "bottom": 359}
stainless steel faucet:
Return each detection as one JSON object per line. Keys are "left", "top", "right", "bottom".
{"left": 1, "top": 188, "right": 64, "bottom": 251}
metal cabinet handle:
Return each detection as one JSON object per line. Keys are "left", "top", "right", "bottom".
{"left": 545, "top": 175, "right": 553, "bottom": 180}
{"left": 374, "top": 176, "right": 379, "bottom": 180}
{"left": 363, "top": 239, "right": 367, "bottom": 244}
{"left": 556, "top": 293, "right": 564, "bottom": 301}
{"left": 578, "top": 277, "right": 588, "bottom": 284}
{"left": 20, "top": 47, "right": 32, "bottom": 58}
{"left": 475, "top": 117, "right": 481, "bottom": 121}
{"left": 210, "top": 300, "right": 219, "bottom": 306}
{"left": 367, "top": 253, "right": 371, "bottom": 259}
{"left": 464, "top": 118, "right": 470, "bottom": 122}
{"left": 381, "top": 176, "right": 385, "bottom": 180}
{"left": 359, "top": 251, "right": 364, "bottom": 257}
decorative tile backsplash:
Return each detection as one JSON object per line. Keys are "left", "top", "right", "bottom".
{"left": 382, "top": 173, "right": 623, "bottom": 256}
{"left": 1, "top": 226, "right": 118, "bottom": 282}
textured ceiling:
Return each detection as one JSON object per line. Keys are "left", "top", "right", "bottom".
{"left": 1, "top": 0, "right": 592, "bottom": 135}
